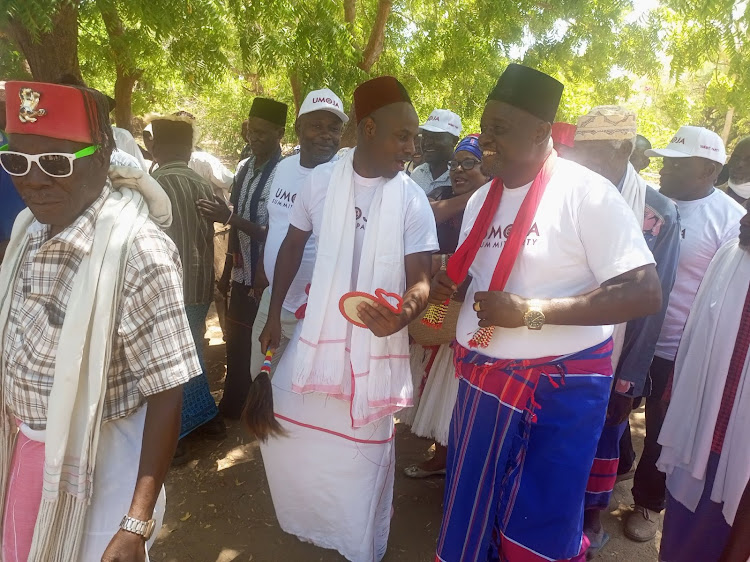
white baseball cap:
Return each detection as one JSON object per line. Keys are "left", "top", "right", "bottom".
{"left": 420, "top": 109, "right": 462, "bottom": 136}
{"left": 298, "top": 89, "right": 348, "bottom": 123}
{"left": 645, "top": 125, "right": 726, "bottom": 165}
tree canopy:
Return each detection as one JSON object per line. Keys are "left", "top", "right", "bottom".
{"left": 1, "top": 0, "right": 747, "bottom": 162}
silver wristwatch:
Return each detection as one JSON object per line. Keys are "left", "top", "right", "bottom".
{"left": 119, "top": 515, "right": 156, "bottom": 540}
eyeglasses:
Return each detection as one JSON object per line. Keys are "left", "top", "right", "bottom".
{"left": 0, "top": 144, "right": 99, "bottom": 178}
{"left": 448, "top": 158, "right": 480, "bottom": 171}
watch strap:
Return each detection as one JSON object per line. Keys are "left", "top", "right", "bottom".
{"left": 523, "top": 300, "right": 546, "bottom": 330}
{"left": 119, "top": 515, "right": 156, "bottom": 540}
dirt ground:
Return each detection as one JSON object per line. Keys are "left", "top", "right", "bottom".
{"left": 150, "top": 311, "right": 662, "bottom": 562}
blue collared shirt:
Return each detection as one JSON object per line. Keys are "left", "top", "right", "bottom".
{"left": 614, "top": 173, "right": 681, "bottom": 397}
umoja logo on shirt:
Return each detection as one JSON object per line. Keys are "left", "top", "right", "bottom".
{"left": 482, "top": 222, "right": 540, "bottom": 248}
{"left": 485, "top": 222, "right": 540, "bottom": 239}
{"left": 355, "top": 206, "right": 368, "bottom": 229}
{"left": 272, "top": 189, "right": 296, "bottom": 208}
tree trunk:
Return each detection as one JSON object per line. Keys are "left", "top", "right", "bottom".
{"left": 289, "top": 71, "right": 303, "bottom": 115}
{"left": 339, "top": 0, "right": 393, "bottom": 146}
{"left": 6, "top": 2, "right": 81, "bottom": 82}
{"left": 344, "top": 0, "right": 356, "bottom": 24}
{"left": 96, "top": 0, "right": 141, "bottom": 131}
{"left": 721, "top": 106, "right": 735, "bottom": 145}
{"left": 358, "top": 0, "right": 392, "bottom": 73}
{"left": 339, "top": 106, "right": 358, "bottom": 148}
{"left": 114, "top": 66, "right": 141, "bottom": 131}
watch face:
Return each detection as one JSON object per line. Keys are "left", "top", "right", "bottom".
{"left": 525, "top": 310, "right": 545, "bottom": 330}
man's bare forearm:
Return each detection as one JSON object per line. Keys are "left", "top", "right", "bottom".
{"left": 399, "top": 252, "right": 433, "bottom": 326}
{"left": 542, "top": 265, "right": 662, "bottom": 326}
{"left": 127, "top": 387, "right": 182, "bottom": 521}
{"left": 429, "top": 191, "right": 474, "bottom": 224}
{"left": 268, "top": 227, "right": 310, "bottom": 320}
{"left": 228, "top": 215, "right": 268, "bottom": 241}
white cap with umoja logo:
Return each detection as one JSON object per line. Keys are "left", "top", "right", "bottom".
{"left": 420, "top": 109, "right": 462, "bottom": 136}
{"left": 298, "top": 88, "right": 349, "bottom": 123}
{"left": 645, "top": 125, "right": 726, "bottom": 164}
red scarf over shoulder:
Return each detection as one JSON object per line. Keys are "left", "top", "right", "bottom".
{"left": 443, "top": 150, "right": 557, "bottom": 347}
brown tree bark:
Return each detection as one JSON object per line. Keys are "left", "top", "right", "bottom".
{"left": 96, "top": 0, "right": 142, "bottom": 131}
{"left": 339, "top": 0, "right": 393, "bottom": 146}
{"left": 344, "top": 0, "right": 356, "bottom": 24}
{"left": 357, "top": 0, "right": 392, "bottom": 73}
{"left": 339, "top": 106, "right": 358, "bottom": 148}
{"left": 6, "top": 2, "right": 81, "bottom": 82}
{"left": 721, "top": 106, "right": 735, "bottom": 145}
{"left": 289, "top": 71, "right": 303, "bottom": 115}
{"left": 113, "top": 66, "right": 142, "bottom": 131}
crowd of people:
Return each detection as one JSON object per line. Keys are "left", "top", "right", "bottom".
{"left": 0, "top": 61, "right": 748, "bottom": 562}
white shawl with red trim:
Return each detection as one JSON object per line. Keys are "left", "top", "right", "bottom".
{"left": 292, "top": 149, "right": 412, "bottom": 427}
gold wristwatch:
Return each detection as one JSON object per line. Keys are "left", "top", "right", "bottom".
{"left": 523, "top": 300, "right": 546, "bottom": 330}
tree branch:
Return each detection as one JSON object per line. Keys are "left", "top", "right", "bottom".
{"left": 95, "top": 0, "right": 126, "bottom": 57}
{"left": 357, "top": 0, "right": 392, "bottom": 73}
{"left": 96, "top": 0, "right": 141, "bottom": 130}
{"left": 289, "top": 70, "right": 303, "bottom": 115}
{"left": 344, "top": 0, "right": 356, "bottom": 24}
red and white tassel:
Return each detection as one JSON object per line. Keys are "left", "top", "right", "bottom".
{"left": 420, "top": 300, "right": 449, "bottom": 329}
{"left": 468, "top": 326, "right": 495, "bottom": 348}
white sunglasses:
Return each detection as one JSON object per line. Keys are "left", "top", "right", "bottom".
{"left": 0, "top": 144, "right": 99, "bottom": 178}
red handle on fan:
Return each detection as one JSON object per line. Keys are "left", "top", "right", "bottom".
{"left": 374, "top": 289, "right": 403, "bottom": 315}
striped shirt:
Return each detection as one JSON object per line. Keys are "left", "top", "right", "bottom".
{"left": 152, "top": 161, "right": 215, "bottom": 304}
{"left": 231, "top": 155, "right": 279, "bottom": 285}
{"left": 2, "top": 185, "right": 201, "bottom": 430}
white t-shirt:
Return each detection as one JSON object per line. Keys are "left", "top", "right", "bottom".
{"left": 456, "top": 158, "right": 655, "bottom": 360}
{"left": 654, "top": 189, "right": 744, "bottom": 361}
{"left": 289, "top": 161, "right": 439, "bottom": 285}
{"left": 264, "top": 154, "right": 316, "bottom": 313}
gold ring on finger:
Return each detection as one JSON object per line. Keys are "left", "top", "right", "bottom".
{"left": 473, "top": 302, "right": 481, "bottom": 312}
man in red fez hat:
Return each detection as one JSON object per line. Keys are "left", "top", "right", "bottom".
{"left": 0, "top": 81, "right": 201, "bottom": 562}
{"left": 430, "top": 64, "right": 662, "bottom": 562}
{"left": 257, "top": 76, "right": 438, "bottom": 561}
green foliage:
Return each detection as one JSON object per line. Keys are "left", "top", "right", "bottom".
{"left": 1, "top": 0, "right": 67, "bottom": 38}
{"left": 77, "top": 0, "right": 231, "bottom": 115}
{"left": 1, "top": 0, "right": 747, "bottom": 164}
{"left": 0, "top": 37, "right": 33, "bottom": 79}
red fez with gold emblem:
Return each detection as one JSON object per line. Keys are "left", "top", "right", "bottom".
{"left": 353, "top": 76, "right": 412, "bottom": 124}
{"left": 4, "top": 81, "right": 97, "bottom": 144}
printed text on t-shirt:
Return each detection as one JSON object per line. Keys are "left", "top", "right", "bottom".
{"left": 355, "top": 207, "right": 368, "bottom": 230}
{"left": 481, "top": 222, "right": 540, "bottom": 248}
{"left": 272, "top": 188, "right": 296, "bottom": 209}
